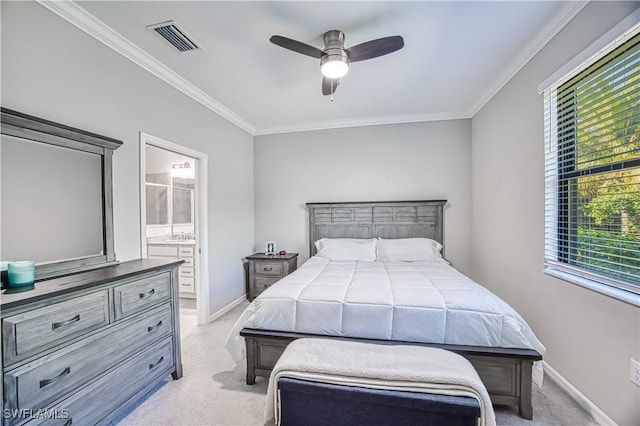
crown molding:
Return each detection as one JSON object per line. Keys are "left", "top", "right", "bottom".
{"left": 36, "top": 0, "right": 585, "bottom": 137}
{"left": 538, "top": 8, "right": 640, "bottom": 94}
{"left": 468, "top": 1, "right": 588, "bottom": 116}
{"left": 254, "top": 111, "right": 471, "bottom": 136}
{"left": 36, "top": 0, "right": 256, "bottom": 136}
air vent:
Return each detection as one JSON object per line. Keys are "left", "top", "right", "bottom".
{"left": 147, "top": 20, "right": 201, "bottom": 52}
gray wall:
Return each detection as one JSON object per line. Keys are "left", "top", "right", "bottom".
{"left": 471, "top": 2, "right": 640, "bottom": 424}
{"left": 254, "top": 120, "right": 472, "bottom": 273}
{"left": 1, "top": 1, "right": 255, "bottom": 313}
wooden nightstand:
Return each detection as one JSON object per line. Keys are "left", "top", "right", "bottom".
{"left": 246, "top": 252, "right": 298, "bottom": 301}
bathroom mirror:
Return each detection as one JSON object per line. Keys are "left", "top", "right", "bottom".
{"left": 1, "top": 108, "right": 122, "bottom": 279}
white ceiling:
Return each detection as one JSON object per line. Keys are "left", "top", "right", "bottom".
{"left": 54, "top": 1, "right": 586, "bottom": 135}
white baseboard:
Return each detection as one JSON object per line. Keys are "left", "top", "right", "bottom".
{"left": 208, "top": 294, "right": 247, "bottom": 323}
{"left": 543, "top": 361, "right": 616, "bottom": 426}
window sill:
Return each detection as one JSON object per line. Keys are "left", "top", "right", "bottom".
{"left": 545, "top": 267, "right": 640, "bottom": 307}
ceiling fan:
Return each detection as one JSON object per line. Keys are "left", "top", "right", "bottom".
{"left": 270, "top": 30, "right": 404, "bottom": 96}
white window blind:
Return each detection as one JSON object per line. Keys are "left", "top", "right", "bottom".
{"left": 544, "top": 28, "right": 640, "bottom": 295}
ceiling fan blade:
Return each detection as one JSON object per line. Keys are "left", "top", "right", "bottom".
{"left": 322, "top": 77, "right": 340, "bottom": 96}
{"left": 270, "top": 35, "right": 325, "bottom": 59}
{"left": 346, "top": 35, "right": 404, "bottom": 62}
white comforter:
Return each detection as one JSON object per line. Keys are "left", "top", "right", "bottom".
{"left": 226, "top": 257, "right": 546, "bottom": 365}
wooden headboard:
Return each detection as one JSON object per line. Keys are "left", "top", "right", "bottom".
{"left": 306, "top": 200, "right": 446, "bottom": 256}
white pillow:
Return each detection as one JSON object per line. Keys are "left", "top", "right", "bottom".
{"left": 314, "top": 238, "right": 375, "bottom": 252}
{"left": 376, "top": 238, "right": 443, "bottom": 261}
{"left": 314, "top": 238, "right": 377, "bottom": 261}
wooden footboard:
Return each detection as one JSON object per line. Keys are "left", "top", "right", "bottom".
{"left": 240, "top": 328, "right": 542, "bottom": 420}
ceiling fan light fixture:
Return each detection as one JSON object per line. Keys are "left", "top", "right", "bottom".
{"left": 270, "top": 29, "right": 403, "bottom": 95}
{"left": 321, "top": 54, "right": 349, "bottom": 79}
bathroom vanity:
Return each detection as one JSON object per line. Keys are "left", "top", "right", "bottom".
{"left": 147, "top": 241, "right": 197, "bottom": 298}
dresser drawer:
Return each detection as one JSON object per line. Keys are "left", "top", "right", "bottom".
{"left": 2, "top": 291, "right": 109, "bottom": 366}
{"left": 181, "top": 257, "right": 194, "bottom": 267}
{"left": 3, "top": 304, "right": 173, "bottom": 414}
{"left": 27, "top": 338, "right": 174, "bottom": 426}
{"left": 114, "top": 272, "right": 171, "bottom": 320}
{"left": 254, "top": 261, "right": 283, "bottom": 276}
{"left": 178, "top": 246, "right": 194, "bottom": 257}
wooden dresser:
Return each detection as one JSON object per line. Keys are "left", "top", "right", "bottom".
{"left": 0, "top": 258, "right": 183, "bottom": 426}
{"left": 246, "top": 253, "right": 298, "bottom": 301}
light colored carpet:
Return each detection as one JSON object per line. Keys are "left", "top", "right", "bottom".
{"left": 116, "top": 301, "right": 598, "bottom": 426}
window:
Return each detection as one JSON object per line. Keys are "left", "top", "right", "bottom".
{"left": 543, "top": 27, "right": 639, "bottom": 300}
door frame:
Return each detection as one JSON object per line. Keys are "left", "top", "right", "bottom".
{"left": 139, "top": 132, "right": 210, "bottom": 325}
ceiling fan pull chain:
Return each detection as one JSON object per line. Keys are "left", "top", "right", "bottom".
{"left": 330, "top": 80, "right": 335, "bottom": 102}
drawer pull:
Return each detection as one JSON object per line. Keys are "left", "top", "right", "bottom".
{"left": 52, "top": 314, "right": 81, "bottom": 330}
{"left": 149, "top": 356, "right": 164, "bottom": 370}
{"left": 39, "top": 366, "right": 71, "bottom": 388}
{"left": 147, "top": 320, "right": 163, "bottom": 333}
{"left": 139, "top": 288, "right": 156, "bottom": 299}
{"left": 63, "top": 418, "right": 73, "bottom": 426}
{"left": 263, "top": 267, "right": 273, "bottom": 271}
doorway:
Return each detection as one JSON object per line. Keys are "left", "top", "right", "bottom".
{"left": 139, "top": 132, "right": 209, "bottom": 325}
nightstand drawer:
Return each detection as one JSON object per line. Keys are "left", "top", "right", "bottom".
{"left": 246, "top": 253, "right": 298, "bottom": 301}
{"left": 3, "top": 291, "right": 109, "bottom": 365}
{"left": 254, "top": 261, "right": 283, "bottom": 276}
{"left": 255, "top": 277, "right": 280, "bottom": 294}
{"left": 114, "top": 272, "right": 171, "bottom": 320}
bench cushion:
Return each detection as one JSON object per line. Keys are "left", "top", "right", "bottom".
{"left": 265, "top": 338, "right": 495, "bottom": 426}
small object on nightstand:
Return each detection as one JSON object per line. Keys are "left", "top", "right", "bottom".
{"left": 279, "top": 250, "right": 287, "bottom": 256}
{"left": 265, "top": 241, "right": 276, "bottom": 256}
{"left": 246, "top": 252, "right": 298, "bottom": 301}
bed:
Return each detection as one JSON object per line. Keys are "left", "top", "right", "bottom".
{"left": 226, "top": 200, "right": 545, "bottom": 419}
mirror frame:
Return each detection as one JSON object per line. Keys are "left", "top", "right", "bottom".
{"left": 1, "top": 108, "right": 123, "bottom": 279}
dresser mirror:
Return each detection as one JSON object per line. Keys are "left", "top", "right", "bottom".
{"left": 1, "top": 108, "right": 123, "bottom": 280}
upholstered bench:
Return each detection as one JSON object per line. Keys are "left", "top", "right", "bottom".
{"left": 265, "top": 338, "right": 496, "bottom": 426}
